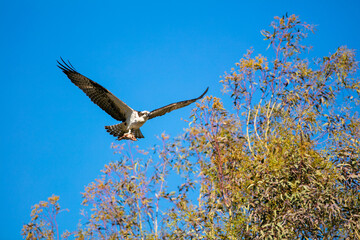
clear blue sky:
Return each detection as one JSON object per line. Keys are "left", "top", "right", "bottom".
{"left": 1, "top": 0, "right": 359, "bottom": 238}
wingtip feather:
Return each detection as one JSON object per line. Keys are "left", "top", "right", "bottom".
{"left": 56, "top": 57, "right": 77, "bottom": 73}
{"left": 198, "top": 87, "right": 209, "bottom": 99}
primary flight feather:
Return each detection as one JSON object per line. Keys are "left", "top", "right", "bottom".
{"left": 57, "top": 58, "right": 208, "bottom": 141}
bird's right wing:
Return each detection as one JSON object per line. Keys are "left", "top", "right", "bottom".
{"left": 148, "top": 87, "right": 208, "bottom": 120}
{"left": 57, "top": 58, "right": 133, "bottom": 122}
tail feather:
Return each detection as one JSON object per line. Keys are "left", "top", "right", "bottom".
{"left": 105, "top": 123, "right": 126, "bottom": 139}
{"left": 133, "top": 129, "right": 144, "bottom": 139}
{"left": 105, "top": 123, "right": 145, "bottom": 140}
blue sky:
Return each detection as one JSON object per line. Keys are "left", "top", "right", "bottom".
{"left": 1, "top": 0, "right": 359, "bottom": 238}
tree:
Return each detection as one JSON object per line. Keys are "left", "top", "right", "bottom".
{"left": 23, "top": 14, "right": 359, "bottom": 239}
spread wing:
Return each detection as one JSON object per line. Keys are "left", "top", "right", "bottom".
{"left": 148, "top": 87, "right": 209, "bottom": 120}
{"left": 57, "top": 58, "right": 133, "bottom": 122}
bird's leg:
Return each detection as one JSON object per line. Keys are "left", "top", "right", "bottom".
{"left": 125, "top": 129, "right": 133, "bottom": 138}
{"left": 120, "top": 129, "right": 137, "bottom": 141}
{"left": 128, "top": 129, "right": 137, "bottom": 141}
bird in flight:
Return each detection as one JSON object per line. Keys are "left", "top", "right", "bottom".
{"left": 57, "top": 58, "right": 209, "bottom": 141}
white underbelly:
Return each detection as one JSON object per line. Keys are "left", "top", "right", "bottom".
{"left": 127, "top": 112, "right": 148, "bottom": 130}
{"left": 130, "top": 120, "right": 146, "bottom": 129}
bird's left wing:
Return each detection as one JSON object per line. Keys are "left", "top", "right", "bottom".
{"left": 57, "top": 58, "right": 133, "bottom": 122}
{"left": 148, "top": 87, "right": 209, "bottom": 120}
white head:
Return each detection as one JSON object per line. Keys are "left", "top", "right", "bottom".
{"left": 139, "top": 110, "right": 150, "bottom": 119}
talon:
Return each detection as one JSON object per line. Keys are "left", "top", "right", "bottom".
{"left": 118, "top": 133, "right": 137, "bottom": 141}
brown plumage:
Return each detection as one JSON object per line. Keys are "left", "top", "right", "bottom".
{"left": 57, "top": 58, "right": 209, "bottom": 141}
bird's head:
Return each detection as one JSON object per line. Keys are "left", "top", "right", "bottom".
{"left": 139, "top": 110, "right": 150, "bottom": 119}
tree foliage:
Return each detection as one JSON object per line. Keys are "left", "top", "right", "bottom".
{"left": 23, "top": 14, "right": 359, "bottom": 239}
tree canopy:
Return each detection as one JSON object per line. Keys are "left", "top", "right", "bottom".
{"left": 23, "top": 14, "right": 359, "bottom": 239}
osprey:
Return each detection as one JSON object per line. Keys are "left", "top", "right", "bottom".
{"left": 57, "top": 58, "right": 209, "bottom": 141}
